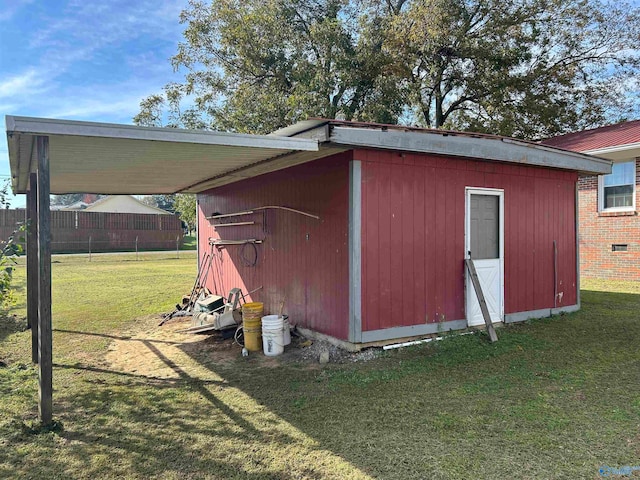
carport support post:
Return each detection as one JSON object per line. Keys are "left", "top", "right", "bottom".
{"left": 26, "top": 173, "right": 38, "bottom": 364}
{"left": 36, "top": 135, "right": 53, "bottom": 425}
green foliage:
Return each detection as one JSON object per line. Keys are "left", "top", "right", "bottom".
{"left": 0, "top": 233, "right": 24, "bottom": 310}
{"left": 140, "top": 194, "right": 195, "bottom": 233}
{"left": 135, "top": 0, "right": 403, "bottom": 133}
{"left": 173, "top": 194, "right": 196, "bottom": 233}
{"left": 0, "top": 181, "right": 23, "bottom": 310}
{"left": 140, "top": 194, "right": 176, "bottom": 212}
{"left": 398, "top": 0, "right": 640, "bottom": 138}
{"left": 137, "top": 0, "right": 640, "bottom": 139}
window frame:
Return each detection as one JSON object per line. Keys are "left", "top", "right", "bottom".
{"left": 598, "top": 160, "right": 637, "bottom": 213}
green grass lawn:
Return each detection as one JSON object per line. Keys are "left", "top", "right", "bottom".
{"left": 1, "top": 266, "right": 639, "bottom": 479}
{"left": 181, "top": 235, "right": 196, "bottom": 250}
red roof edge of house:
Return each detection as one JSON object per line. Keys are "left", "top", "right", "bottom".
{"left": 540, "top": 120, "right": 640, "bottom": 152}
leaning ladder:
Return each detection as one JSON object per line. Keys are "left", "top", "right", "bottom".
{"left": 464, "top": 259, "right": 499, "bottom": 343}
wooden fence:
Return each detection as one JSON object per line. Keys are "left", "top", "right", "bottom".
{"left": 0, "top": 209, "right": 184, "bottom": 253}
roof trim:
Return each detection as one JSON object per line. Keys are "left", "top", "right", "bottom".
{"left": 583, "top": 141, "right": 640, "bottom": 156}
{"left": 329, "top": 126, "right": 611, "bottom": 174}
{"left": 6, "top": 116, "right": 318, "bottom": 150}
{"left": 269, "top": 119, "right": 330, "bottom": 138}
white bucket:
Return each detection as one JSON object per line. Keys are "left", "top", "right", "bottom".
{"left": 261, "top": 315, "right": 285, "bottom": 356}
{"left": 282, "top": 315, "right": 291, "bottom": 346}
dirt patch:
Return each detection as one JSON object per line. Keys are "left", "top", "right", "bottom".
{"left": 105, "top": 315, "right": 380, "bottom": 378}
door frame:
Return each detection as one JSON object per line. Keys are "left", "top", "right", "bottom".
{"left": 464, "top": 187, "right": 505, "bottom": 323}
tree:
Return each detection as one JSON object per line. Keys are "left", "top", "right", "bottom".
{"left": 140, "top": 194, "right": 176, "bottom": 212}
{"left": 140, "top": 195, "right": 195, "bottom": 232}
{"left": 173, "top": 194, "right": 197, "bottom": 234}
{"left": 137, "top": 0, "right": 640, "bottom": 139}
{"left": 388, "top": 0, "right": 640, "bottom": 138}
{"left": 135, "top": 0, "right": 402, "bottom": 133}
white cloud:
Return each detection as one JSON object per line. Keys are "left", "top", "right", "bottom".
{"left": 0, "top": 69, "right": 49, "bottom": 99}
{"left": 1, "top": 0, "right": 189, "bottom": 123}
{"left": 43, "top": 94, "right": 146, "bottom": 120}
{"left": 30, "top": 0, "right": 187, "bottom": 58}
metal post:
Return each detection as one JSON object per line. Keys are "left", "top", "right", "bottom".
{"left": 135, "top": 236, "right": 139, "bottom": 261}
{"left": 36, "top": 135, "right": 53, "bottom": 425}
{"left": 88, "top": 236, "right": 92, "bottom": 262}
{"left": 26, "top": 173, "right": 38, "bottom": 364}
{"left": 176, "top": 235, "right": 179, "bottom": 259}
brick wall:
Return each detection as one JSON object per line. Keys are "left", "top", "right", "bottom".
{"left": 578, "top": 159, "right": 640, "bottom": 280}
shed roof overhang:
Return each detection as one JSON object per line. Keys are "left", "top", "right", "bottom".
{"left": 330, "top": 127, "right": 612, "bottom": 174}
{"left": 273, "top": 120, "right": 612, "bottom": 175}
{"left": 5, "top": 116, "right": 320, "bottom": 195}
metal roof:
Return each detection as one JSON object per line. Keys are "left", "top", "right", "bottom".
{"left": 542, "top": 120, "right": 640, "bottom": 151}
{"left": 541, "top": 120, "right": 640, "bottom": 161}
{"left": 272, "top": 119, "right": 611, "bottom": 175}
{"left": 330, "top": 126, "right": 610, "bottom": 174}
{"left": 5, "top": 116, "right": 319, "bottom": 195}
{"left": 5, "top": 116, "right": 611, "bottom": 196}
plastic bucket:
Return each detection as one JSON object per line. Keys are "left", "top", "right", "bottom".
{"left": 261, "top": 315, "right": 285, "bottom": 356}
{"left": 282, "top": 315, "right": 291, "bottom": 346}
{"left": 243, "top": 317, "right": 262, "bottom": 352}
{"left": 242, "top": 302, "right": 264, "bottom": 352}
{"left": 242, "top": 302, "right": 264, "bottom": 318}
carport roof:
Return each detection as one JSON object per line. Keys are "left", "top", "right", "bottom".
{"left": 5, "top": 116, "right": 321, "bottom": 195}
{"left": 6, "top": 115, "right": 611, "bottom": 196}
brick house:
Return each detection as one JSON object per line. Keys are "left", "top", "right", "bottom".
{"left": 543, "top": 121, "right": 640, "bottom": 281}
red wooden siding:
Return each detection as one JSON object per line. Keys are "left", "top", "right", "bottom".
{"left": 197, "top": 152, "right": 351, "bottom": 339}
{"left": 357, "top": 149, "right": 578, "bottom": 333}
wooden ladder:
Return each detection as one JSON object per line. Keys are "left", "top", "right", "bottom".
{"left": 465, "top": 259, "right": 498, "bottom": 343}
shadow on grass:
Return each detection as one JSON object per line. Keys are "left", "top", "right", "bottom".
{"left": 169, "top": 288, "right": 640, "bottom": 479}
{"left": 4, "top": 288, "right": 640, "bottom": 479}
{"left": 52, "top": 362, "right": 225, "bottom": 386}
{"left": 1, "top": 334, "right": 301, "bottom": 479}
{"left": 0, "top": 314, "right": 27, "bottom": 344}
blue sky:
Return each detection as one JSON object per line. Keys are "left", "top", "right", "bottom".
{"left": 0, "top": 0, "right": 189, "bottom": 206}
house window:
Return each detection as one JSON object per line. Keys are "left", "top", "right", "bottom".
{"left": 599, "top": 160, "right": 636, "bottom": 211}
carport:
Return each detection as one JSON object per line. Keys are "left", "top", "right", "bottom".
{"left": 5, "top": 115, "right": 320, "bottom": 425}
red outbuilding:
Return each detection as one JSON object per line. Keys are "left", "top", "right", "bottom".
{"left": 197, "top": 120, "right": 610, "bottom": 347}
{"left": 2, "top": 115, "right": 613, "bottom": 423}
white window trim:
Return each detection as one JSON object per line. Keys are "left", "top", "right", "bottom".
{"left": 598, "top": 159, "right": 636, "bottom": 213}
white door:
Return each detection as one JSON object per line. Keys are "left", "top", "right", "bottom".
{"left": 465, "top": 188, "right": 504, "bottom": 326}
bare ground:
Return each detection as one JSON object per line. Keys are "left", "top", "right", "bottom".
{"left": 105, "top": 314, "right": 379, "bottom": 378}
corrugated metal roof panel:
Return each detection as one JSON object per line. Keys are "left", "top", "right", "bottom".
{"left": 541, "top": 120, "right": 640, "bottom": 152}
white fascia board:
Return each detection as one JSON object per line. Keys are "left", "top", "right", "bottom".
{"left": 582, "top": 143, "right": 640, "bottom": 162}
{"left": 330, "top": 126, "right": 612, "bottom": 175}
{"left": 5, "top": 116, "right": 319, "bottom": 151}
